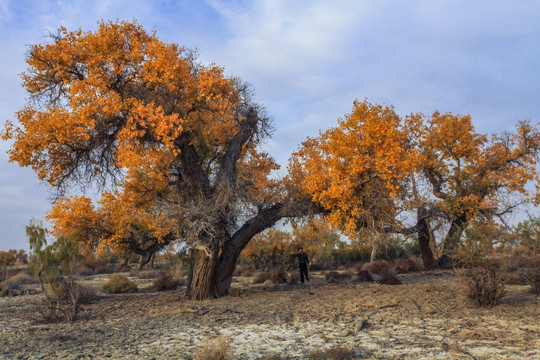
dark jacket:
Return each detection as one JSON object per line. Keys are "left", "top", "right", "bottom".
{"left": 295, "top": 252, "right": 309, "bottom": 266}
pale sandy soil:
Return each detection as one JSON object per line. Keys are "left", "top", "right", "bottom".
{"left": 1, "top": 270, "right": 539, "bottom": 359}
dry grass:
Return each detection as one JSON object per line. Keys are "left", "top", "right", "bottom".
{"left": 378, "top": 271, "right": 402, "bottom": 285}
{"left": 270, "top": 268, "right": 288, "bottom": 284}
{"left": 356, "top": 270, "right": 374, "bottom": 282}
{"left": 131, "top": 269, "right": 161, "bottom": 279}
{"left": 287, "top": 271, "right": 298, "bottom": 285}
{"left": 394, "top": 257, "right": 423, "bottom": 273}
{"left": 6, "top": 272, "right": 36, "bottom": 288}
{"left": 194, "top": 336, "right": 231, "bottom": 360}
{"left": 362, "top": 260, "right": 390, "bottom": 275}
{"left": 457, "top": 258, "right": 506, "bottom": 307}
{"left": 252, "top": 272, "right": 271, "bottom": 284}
{"left": 308, "top": 345, "right": 356, "bottom": 360}
{"left": 233, "top": 264, "right": 253, "bottom": 277}
{"left": 102, "top": 274, "right": 138, "bottom": 294}
{"left": 325, "top": 271, "right": 353, "bottom": 283}
{"left": 152, "top": 272, "right": 184, "bottom": 291}
{"left": 524, "top": 255, "right": 540, "bottom": 294}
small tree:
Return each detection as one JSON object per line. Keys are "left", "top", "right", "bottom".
{"left": 27, "top": 220, "right": 83, "bottom": 321}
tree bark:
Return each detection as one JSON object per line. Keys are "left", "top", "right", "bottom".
{"left": 416, "top": 212, "right": 438, "bottom": 270}
{"left": 186, "top": 248, "right": 221, "bottom": 300}
{"left": 443, "top": 214, "right": 468, "bottom": 253}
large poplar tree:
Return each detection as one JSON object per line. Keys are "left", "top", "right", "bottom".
{"left": 3, "top": 20, "right": 305, "bottom": 299}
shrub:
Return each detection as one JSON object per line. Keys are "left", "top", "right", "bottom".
{"left": 252, "top": 271, "right": 271, "bottom": 284}
{"left": 287, "top": 271, "right": 299, "bottom": 285}
{"left": 378, "top": 271, "right": 402, "bottom": 285}
{"left": 351, "top": 261, "right": 367, "bottom": 273}
{"left": 363, "top": 260, "right": 390, "bottom": 275}
{"left": 309, "top": 263, "right": 326, "bottom": 271}
{"left": 394, "top": 257, "right": 422, "bottom": 273}
{"left": 270, "top": 268, "right": 288, "bottom": 284}
{"left": 524, "top": 255, "right": 540, "bottom": 294}
{"left": 233, "top": 264, "right": 253, "bottom": 277}
{"left": 27, "top": 221, "right": 83, "bottom": 322}
{"left": 356, "top": 270, "right": 374, "bottom": 282}
{"left": 325, "top": 271, "right": 353, "bottom": 283}
{"left": 74, "top": 284, "right": 99, "bottom": 305}
{"left": 457, "top": 258, "right": 506, "bottom": 307}
{"left": 308, "top": 345, "right": 356, "bottom": 360}
{"left": 194, "top": 336, "right": 231, "bottom": 360}
{"left": 133, "top": 269, "right": 161, "bottom": 279}
{"left": 102, "top": 274, "right": 138, "bottom": 294}
{"left": 76, "top": 265, "right": 95, "bottom": 277}
{"left": 152, "top": 272, "right": 184, "bottom": 291}
{"left": 7, "top": 272, "right": 36, "bottom": 289}
{"left": 502, "top": 270, "right": 528, "bottom": 285}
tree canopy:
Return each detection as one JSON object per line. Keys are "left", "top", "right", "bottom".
{"left": 2, "top": 20, "right": 306, "bottom": 299}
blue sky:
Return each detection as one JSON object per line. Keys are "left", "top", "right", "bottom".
{"left": 1, "top": 0, "right": 540, "bottom": 250}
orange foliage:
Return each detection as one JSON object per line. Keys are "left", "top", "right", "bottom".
{"left": 418, "top": 113, "right": 540, "bottom": 222}
{"left": 289, "top": 99, "right": 417, "bottom": 235}
{"left": 4, "top": 20, "right": 280, "bottom": 257}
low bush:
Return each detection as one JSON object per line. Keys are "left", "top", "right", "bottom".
{"left": 356, "top": 270, "right": 374, "bottom": 282}
{"left": 233, "top": 264, "right": 253, "bottom": 277}
{"left": 457, "top": 258, "right": 506, "bottom": 307}
{"left": 309, "top": 263, "right": 326, "bottom": 271}
{"left": 252, "top": 271, "right": 271, "bottom": 284}
{"left": 362, "top": 260, "right": 390, "bottom": 275}
{"left": 102, "top": 274, "right": 138, "bottom": 294}
{"left": 325, "top": 271, "right": 353, "bottom": 283}
{"left": 194, "top": 336, "right": 231, "bottom": 360}
{"left": 287, "top": 272, "right": 299, "bottom": 285}
{"left": 308, "top": 345, "right": 356, "bottom": 360}
{"left": 394, "top": 257, "right": 423, "bottom": 273}
{"left": 133, "top": 269, "right": 161, "bottom": 279}
{"left": 76, "top": 265, "right": 95, "bottom": 277}
{"left": 524, "top": 255, "right": 540, "bottom": 294}
{"left": 502, "top": 270, "right": 528, "bottom": 285}
{"left": 270, "top": 268, "right": 288, "bottom": 284}
{"left": 378, "top": 271, "right": 402, "bottom": 285}
{"left": 152, "top": 272, "right": 184, "bottom": 291}
{"left": 351, "top": 261, "right": 367, "bottom": 273}
{"left": 7, "top": 272, "right": 36, "bottom": 288}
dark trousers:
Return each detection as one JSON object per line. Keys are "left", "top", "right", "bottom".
{"left": 299, "top": 263, "right": 309, "bottom": 283}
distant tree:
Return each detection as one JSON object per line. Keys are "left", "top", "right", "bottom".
{"left": 2, "top": 20, "right": 308, "bottom": 299}
{"left": 515, "top": 215, "right": 540, "bottom": 253}
{"left": 289, "top": 100, "right": 419, "bottom": 262}
{"left": 416, "top": 112, "right": 540, "bottom": 254}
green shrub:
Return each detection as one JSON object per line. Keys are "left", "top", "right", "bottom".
{"left": 27, "top": 220, "right": 85, "bottom": 322}
{"left": 102, "top": 274, "right": 138, "bottom": 294}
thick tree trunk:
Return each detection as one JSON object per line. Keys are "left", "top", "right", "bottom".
{"left": 443, "top": 214, "right": 467, "bottom": 253}
{"left": 416, "top": 207, "right": 438, "bottom": 270}
{"left": 416, "top": 215, "right": 438, "bottom": 270}
{"left": 186, "top": 248, "right": 221, "bottom": 300}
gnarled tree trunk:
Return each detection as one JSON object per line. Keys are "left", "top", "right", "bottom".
{"left": 187, "top": 248, "right": 221, "bottom": 300}
{"left": 443, "top": 214, "right": 468, "bottom": 253}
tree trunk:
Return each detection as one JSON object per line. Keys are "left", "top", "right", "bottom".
{"left": 416, "top": 207, "right": 438, "bottom": 270}
{"left": 443, "top": 214, "right": 468, "bottom": 253}
{"left": 186, "top": 248, "right": 221, "bottom": 300}
{"left": 416, "top": 215, "right": 438, "bottom": 270}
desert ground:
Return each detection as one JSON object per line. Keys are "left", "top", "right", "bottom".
{"left": 1, "top": 269, "right": 539, "bottom": 359}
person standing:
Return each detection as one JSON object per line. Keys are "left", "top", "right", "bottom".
{"left": 294, "top": 247, "right": 311, "bottom": 283}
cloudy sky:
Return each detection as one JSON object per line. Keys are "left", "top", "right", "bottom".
{"left": 1, "top": 0, "right": 540, "bottom": 250}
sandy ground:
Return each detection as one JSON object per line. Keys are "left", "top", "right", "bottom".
{"left": 1, "top": 269, "right": 539, "bottom": 359}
